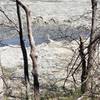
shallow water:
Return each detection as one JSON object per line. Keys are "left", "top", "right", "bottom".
{"left": 0, "top": 0, "right": 91, "bottom": 46}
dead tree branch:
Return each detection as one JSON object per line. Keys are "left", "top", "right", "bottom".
{"left": 16, "top": 0, "right": 40, "bottom": 99}
{"left": 86, "top": 0, "right": 98, "bottom": 92}
{"left": 79, "top": 36, "right": 87, "bottom": 93}
{"left": 0, "top": 8, "right": 19, "bottom": 32}
{"left": 16, "top": 0, "right": 29, "bottom": 82}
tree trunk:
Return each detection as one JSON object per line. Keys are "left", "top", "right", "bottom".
{"left": 79, "top": 37, "right": 87, "bottom": 94}
{"left": 26, "top": 8, "right": 40, "bottom": 100}
{"left": 86, "top": 0, "right": 97, "bottom": 92}
{"left": 16, "top": 0, "right": 40, "bottom": 99}
{"left": 16, "top": 0, "right": 29, "bottom": 82}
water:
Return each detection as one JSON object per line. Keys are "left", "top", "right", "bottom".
{"left": 0, "top": 0, "right": 91, "bottom": 46}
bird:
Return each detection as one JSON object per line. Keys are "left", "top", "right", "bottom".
{"left": 46, "top": 34, "right": 54, "bottom": 44}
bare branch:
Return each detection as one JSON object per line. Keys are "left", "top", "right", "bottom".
{"left": 0, "top": 8, "right": 19, "bottom": 32}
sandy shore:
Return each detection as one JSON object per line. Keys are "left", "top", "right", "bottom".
{"left": 0, "top": 40, "right": 75, "bottom": 69}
